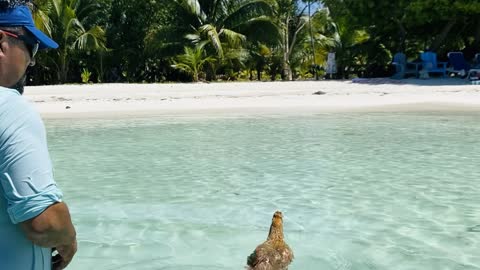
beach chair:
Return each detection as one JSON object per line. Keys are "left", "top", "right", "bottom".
{"left": 467, "top": 54, "right": 480, "bottom": 81}
{"left": 325, "top": 52, "right": 337, "bottom": 79}
{"left": 391, "top": 53, "right": 420, "bottom": 79}
{"left": 468, "top": 69, "right": 479, "bottom": 81}
{"left": 420, "top": 52, "right": 447, "bottom": 77}
{"left": 447, "top": 52, "right": 470, "bottom": 77}
{"left": 473, "top": 53, "right": 480, "bottom": 68}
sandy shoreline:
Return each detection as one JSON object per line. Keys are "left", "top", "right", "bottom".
{"left": 23, "top": 79, "right": 480, "bottom": 119}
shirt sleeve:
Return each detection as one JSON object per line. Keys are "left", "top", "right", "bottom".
{"left": 0, "top": 95, "right": 63, "bottom": 224}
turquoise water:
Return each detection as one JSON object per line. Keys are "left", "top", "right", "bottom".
{"left": 46, "top": 112, "right": 480, "bottom": 270}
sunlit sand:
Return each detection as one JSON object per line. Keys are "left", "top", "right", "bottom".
{"left": 24, "top": 80, "right": 480, "bottom": 118}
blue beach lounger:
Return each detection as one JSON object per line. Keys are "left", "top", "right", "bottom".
{"left": 473, "top": 53, "right": 480, "bottom": 68}
{"left": 447, "top": 52, "right": 470, "bottom": 77}
{"left": 391, "top": 53, "right": 420, "bottom": 79}
{"left": 420, "top": 52, "right": 447, "bottom": 77}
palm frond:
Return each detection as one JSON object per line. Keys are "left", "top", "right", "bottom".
{"left": 51, "top": 0, "right": 63, "bottom": 19}
{"left": 74, "top": 0, "right": 100, "bottom": 22}
{"left": 72, "top": 26, "right": 107, "bottom": 51}
{"left": 33, "top": 9, "right": 53, "bottom": 37}
{"left": 175, "top": 0, "right": 206, "bottom": 23}
{"left": 144, "top": 24, "right": 194, "bottom": 57}
{"left": 237, "top": 16, "right": 280, "bottom": 45}
{"left": 219, "top": 28, "right": 246, "bottom": 47}
{"left": 172, "top": 45, "right": 216, "bottom": 81}
{"left": 199, "top": 24, "right": 223, "bottom": 57}
{"left": 185, "top": 33, "right": 201, "bottom": 43}
{"left": 224, "top": 47, "right": 249, "bottom": 61}
{"left": 221, "top": 0, "right": 275, "bottom": 30}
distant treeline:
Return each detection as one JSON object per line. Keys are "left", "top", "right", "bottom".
{"left": 28, "top": 0, "right": 480, "bottom": 84}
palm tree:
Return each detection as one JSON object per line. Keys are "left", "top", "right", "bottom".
{"left": 327, "top": 14, "right": 370, "bottom": 78}
{"left": 171, "top": 43, "right": 216, "bottom": 82}
{"left": 246, "top": 42, "right": 272, "bottom": 80}
{"left": 33, "top": 0, "right": 107, "bottom": 83}
{"left": 304, "top": 8, "right": 338, "bottom": 75}
{"left": 176, "top": 0, "right": 278, "bottom": 57}
{"left": 145, "top": 0, "right": 279, "bottom": 81}
{"left": 158, "top": 0, "right": 279, "bottom": 75}
{"left": 274, "top": 0, "right": 312, "bottom": 80}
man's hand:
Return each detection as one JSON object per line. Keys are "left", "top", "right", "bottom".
{"left": 52, "top": 239, "right": 78, "bottom": 270}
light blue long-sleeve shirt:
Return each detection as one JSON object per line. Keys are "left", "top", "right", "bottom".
{"left": 0, "top": 87, "right": 63, "bottom": 269}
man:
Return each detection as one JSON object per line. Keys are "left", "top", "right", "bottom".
{"left": 0, "top": 1, "right": 77, "bottom": 269}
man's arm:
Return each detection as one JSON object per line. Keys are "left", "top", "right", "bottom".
{"left": 20, "top": 202, "right": 77, "bottom": 270}
{"left": 20, "top": 202, "right": 76, "bottom": 247}
{"left": 0, "top": 96, "right": 77, "bottom": 269}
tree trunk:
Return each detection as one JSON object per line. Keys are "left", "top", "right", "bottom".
{"left": 308, "top": 0, "right": 318, "bottom": 80}
{"left": 282, "top": 17, "right": 291, "bottom": 81}
{"left": 98, "top": 52, "right": 104, "bottom": 83}
{"left": 284, "top": 15, "right": 306, "bottom": 81}
{"left": 282, "top": 61, "right": 292, "bottom": 81}
{"left": 430, "top": 18, "right": 456, "bottom": 51}
{"left": 59, "top": 52, "right": 68, "bottom": 84}
{"left": 473, "top": 18, "right": 480, "bottom": 48}
{"left": 256, "top": 67, "right": 262, "bottom": 81}
{"left": 393, "top": 18, "right": 407, "bottom": 52}
{"left": 193, "top": 67, "right": 199, "bottom": 82}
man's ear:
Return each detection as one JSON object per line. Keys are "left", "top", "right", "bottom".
{"left": 0, "top": 30, "right": 7, "bottom": 43}
{"left": 29, "top": 57, "right": 36, "bottom": 66}
{"left": 0, "top": 31, "right": 7, "bottom": 56}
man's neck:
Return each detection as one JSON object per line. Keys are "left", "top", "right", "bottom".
{"left": 9, "top": 75, "right": 26, "bottom": 95}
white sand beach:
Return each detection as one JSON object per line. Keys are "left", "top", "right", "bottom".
{"left": 24, "top": 78, "right": 480, "bottom": 118}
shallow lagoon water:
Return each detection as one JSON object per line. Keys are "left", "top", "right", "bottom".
{"left": 45, "top": 112, "right": 480, "bottom": 270}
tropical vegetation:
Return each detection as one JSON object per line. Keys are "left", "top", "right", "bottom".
{"left": 26, "top": 0, "right": 480, "bottom": 84}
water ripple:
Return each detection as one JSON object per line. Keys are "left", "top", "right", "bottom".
{"left": 46, "top": 112, "right": 480, "bottom": 270}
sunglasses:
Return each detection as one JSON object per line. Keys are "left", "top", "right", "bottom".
{"left": 2, "top": 30, "right": 39, "bottom": 58}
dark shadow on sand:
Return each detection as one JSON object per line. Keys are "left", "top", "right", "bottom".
{"left": 351, "top": 77, "right": 474, "bottom": 86}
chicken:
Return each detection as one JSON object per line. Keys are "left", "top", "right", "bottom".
{"left": 246, "top": 211, "right": 294, "bottom": 270}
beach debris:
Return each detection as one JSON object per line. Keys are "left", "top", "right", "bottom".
{"left": 312, "top": 91, "right": 326, "bottom": 95}
{"left": 56, "top": 97, "right": 72, "bottom": 101}
{"left": 246, "top": 211, "right": 293, "bottom": 270}
{"left": 351, "top": 78, "right": 406, "bottom": 84}
{"left": 65, "top": 106, "right": 71, "bottom": 109}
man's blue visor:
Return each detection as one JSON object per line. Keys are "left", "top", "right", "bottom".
{"left": 0, "top": 5, "right": 58, "bottom": 49}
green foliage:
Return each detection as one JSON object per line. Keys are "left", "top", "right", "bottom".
{"left": 153, "top": 0, "right": 278, "bottom": 60}
{"left": 104, "top": 0, "right": 166, "bottom": 82}
{"left": 171, "top": 43, "right": 216, "bottom": 82}
{"left": 81, "top": 68, "right": 92, "bottom": 83}
{"left": 27, "top": 0, "right": 480, "bottom": 84}
{"left": 321, "top": 0, "right": 480, "bottom": 78}
{"left": 32, "top": 0, "right": 107, "bottom": 84}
